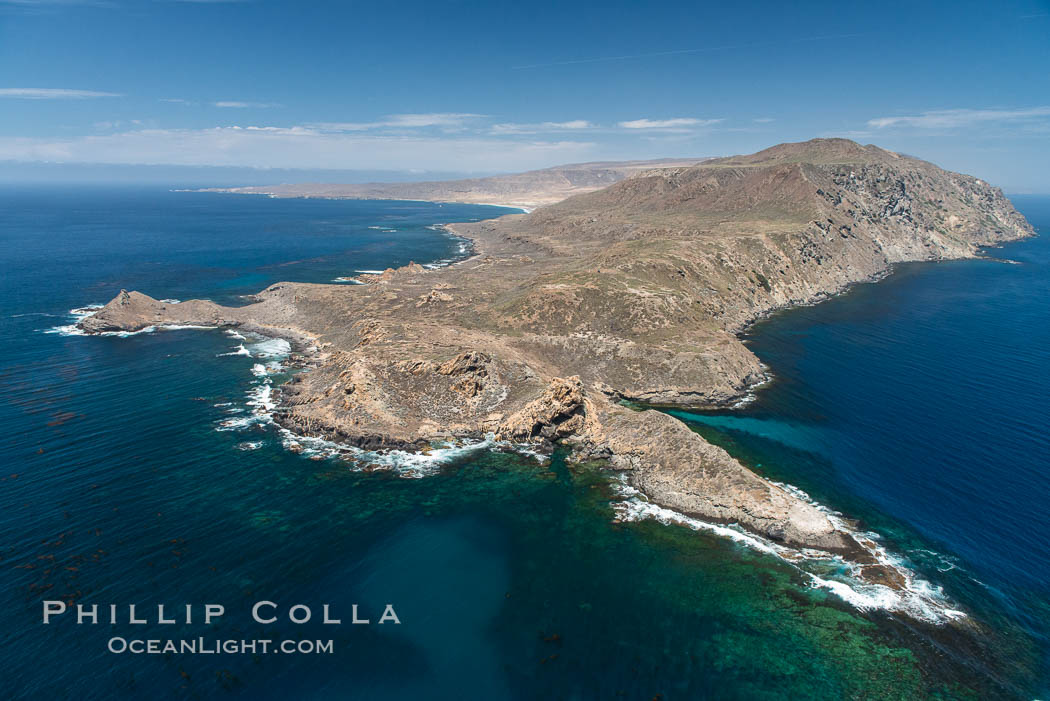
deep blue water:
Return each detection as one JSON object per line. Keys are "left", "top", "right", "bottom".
{"left": 673, "top": 194, "right": 1050, "bottom": 689}
{"left": 1, "top": 186, "right": 1047, "bottom": 699}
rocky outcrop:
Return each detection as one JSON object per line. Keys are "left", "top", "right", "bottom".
{"left": 77, "top": 290, "right": 229, "bottom": 333}
{"left": 78, "top": 139, "right": 1034, "bottom": 556}
{"left": 497, "top": 376, "right": 585, "bottom": 441}
{"left": 582, "top": 405, "right": 852, "bottom": 551}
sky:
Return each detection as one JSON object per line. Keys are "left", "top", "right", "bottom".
{"left": 0, "top": 0, "right": 1048, "bottom": 190}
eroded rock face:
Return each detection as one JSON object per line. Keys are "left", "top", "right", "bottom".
{"left": 76, "top": 139, "right": 1035, "bottom": 553}
{"left": 498, "top": 376, "right": 585, "bottom": 442}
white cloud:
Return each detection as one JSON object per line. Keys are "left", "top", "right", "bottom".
{"left": 312, "top": 113, "right": 485, "bottom": 131}
{"left": 490, "top": 120, "right": 594, "bottom": 134}
{"left": 0, "top": 125, "right": 597, "bottom": 172}
{"left": 752, "top": 117, "right": 775, "bottom": 123}
{"left": 868, "top": 107, "right": 1050, "bottom": 129}
{"left": 549, "top": 119, "right": 591, "bottom": 129}
{"left": 214, "top": 100, "right": 282, "bottom": 108}
{"left": 618, "top": 117, "right": 721, "bottom": 129}
{"left": 0, "top": 88, "right": 121, "bottom": 99}
{"left": 382, "top": 113, "right": 483, "bottom": 128}
{"left": 93, "top": 119, "right": 143, "bottom": 129}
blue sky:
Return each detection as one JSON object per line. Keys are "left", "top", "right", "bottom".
{"left": 1, "top": 0, "right": 1048, "bottom": 189}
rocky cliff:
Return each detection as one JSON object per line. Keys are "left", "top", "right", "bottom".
{"left": 79, "top": 139, "right": 1033, "bottom": 560}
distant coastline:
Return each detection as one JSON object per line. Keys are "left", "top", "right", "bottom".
{"left": 188, "top": 157, "right": 705, "bottom": 210}
{"left": 187, "top": 188, "right": 535, "bottom": 214}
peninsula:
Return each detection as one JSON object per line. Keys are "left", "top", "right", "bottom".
{"left": 80, "top": 139, "right": 1033, "bottom": 568}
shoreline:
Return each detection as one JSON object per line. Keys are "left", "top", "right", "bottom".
{"left": 61, "top": 202, "right": 1008, "bottom": 625}
{"left": 717, "top": 236, "right": 1037, "bottom": 408}
{"left": 186, "top": 187, "right": 535, "bottom": 213}
{"left": 179, "top": 157, "right": 706, "bottom": 211}
{"left": 72, "top": 141, "right": 1037, "bottom": 624}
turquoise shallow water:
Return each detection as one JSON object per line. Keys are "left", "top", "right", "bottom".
{"left": 0, "top": 187, "right": 1046, "bottom": 699}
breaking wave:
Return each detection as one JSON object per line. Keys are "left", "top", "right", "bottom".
{"left": 610, "top": 475, "right": 965, "bottom": 624}
{"left": 214, "top": 335, "right": 289, "bottom": 433}
{"left": 43, "top": 305, "right": 104, "bottom": 336}
{"left": 44, "top": 304, "right": 215, "bottom": 337}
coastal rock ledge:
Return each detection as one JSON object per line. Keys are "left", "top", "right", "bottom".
{"left": 79, "top": 139, "right": 1034, "bottom": 560}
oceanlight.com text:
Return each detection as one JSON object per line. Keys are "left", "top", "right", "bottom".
{"left": 107, "top": 637, "right": 334, "bottom": 655}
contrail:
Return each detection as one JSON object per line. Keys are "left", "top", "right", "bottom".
{"left": 511, "top": 32, "right": 871, "bottom": 70}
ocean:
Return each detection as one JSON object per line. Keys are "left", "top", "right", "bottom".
{"left": 0, "top": 186, "right": 1046, "bottom": 699}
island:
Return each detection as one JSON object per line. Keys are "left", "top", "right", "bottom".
{"left": 79, "top": 138, "right": 1033, "bottom": 582}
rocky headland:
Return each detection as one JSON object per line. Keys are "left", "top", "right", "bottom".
{"left": 81, "top": 139, "right": 1033, "bottom": 567}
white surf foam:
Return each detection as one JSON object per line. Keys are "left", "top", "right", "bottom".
{"left": 610, "top": 475, "right": 966, "bottom": 624}
{"left": 246, "top": 383, "right": 277, "bottom": 412}
{"left": 219, "top": 344, "right": 252, "bottom": 357}
{"left": 44, "top": 305, "right": 103, "bottom": 336}
{"left": 217, "top": 335, "right": 291, "bottom": 360}
{"left": 157, "top": 324, "right": 216, "bottom": 331}
{"left": 45, "top": 323, "right": 88, "bottom": 336}
{"left": 274, "top": 428, "right": 502, "bottom": 478}
{"left": 46, "top": 323, "right": 159, "bottom": 338}
{"left": 214, "top": 331, "right": 293, "bottom": 435}
{"left": 363, "top": 435, "right": 498, "bottom": 477}
{"left": 216, "top": 378, "right": 279, "bottom": 432}
{"left": 44, "top": 304, "right": 215, "bottom": 337}
{"left": 507, "top": 443, "right": 551, "bottom": 464}
{"left": 247, "top": 338, "right": 291, "bottom": 358}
